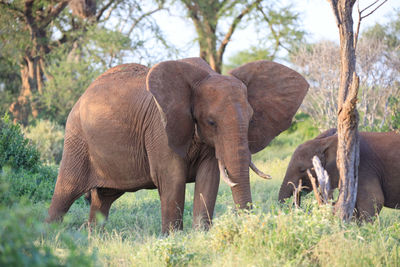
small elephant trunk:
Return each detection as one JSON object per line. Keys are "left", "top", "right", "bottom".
{"left": 278, "top": 171, "right": 296, "bottom": 203}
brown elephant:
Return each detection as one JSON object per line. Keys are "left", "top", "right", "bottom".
{"left": 46, "top": 57, "right": 309, "bottom": 233}
{"left": 278, "top": 128, "right": 400, "bottom": 220}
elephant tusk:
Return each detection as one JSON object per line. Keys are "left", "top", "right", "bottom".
{"left": 218, "top": 161, "right": 238, "bottom": 188}
{"left": 250, "top": 162, "right": 272, "bottom": 179}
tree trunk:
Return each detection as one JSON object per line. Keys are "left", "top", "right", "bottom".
{"left": 328, "top": 0, "right": 360, "bottom": 222}
{"left": 9, "top": 55, "right": 40, "bottom": 124}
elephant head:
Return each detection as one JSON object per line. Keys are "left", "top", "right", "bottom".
{"left": 278, "top": 128, "right": 339, "bottom": 203}
{"left": 147, "top": 57, "right": 309, "bottom": 209}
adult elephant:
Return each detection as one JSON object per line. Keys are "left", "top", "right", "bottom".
{"left": 278, "top": 129, "right": 400, "bottom": 220}
{"left": 47, "top": 57, "right": 309, "bottom": 233}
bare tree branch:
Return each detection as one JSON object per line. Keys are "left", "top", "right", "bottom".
{"left": 96, "top": 0, "right": 117, "bottom": 22}
{"left": 41, "top": 1, "right": 69, "bottom": 28}
{"left": 361, "top": 0, "right": 387, "bottom": 19}
{"left": 354, "top": 0, "right": 388, "bottom": 49}
{"left": 288, "top": 179, "right": 303, "bottom": 208}
{"left": 307, "top": 169, "right": 324, "bottom": 205}
{"left": 217, "top": 0, "right": 261, "bottom": 65}
{"left": 127, "top": 6, "right": 164, "bottom": 36}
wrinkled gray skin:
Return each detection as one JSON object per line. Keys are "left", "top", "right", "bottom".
{"left": 279, "top": 129, "right": 400, "bottom": 220}
{"left": 46, "top": 57, "right": 308, "bottom": 233}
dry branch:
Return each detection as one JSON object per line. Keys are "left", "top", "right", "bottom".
{"left": 307, "top": 169, "right": 323, "bottom": 205}
{"left": 312, "top": 155, "right": 331, "bottom": 202}
{"left": 306, "top": 155, "right": 332, "bottom": 206}
{"left": 289, "top": 179, "right": 303, "bottom": 208}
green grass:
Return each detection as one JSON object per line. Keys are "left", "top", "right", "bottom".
{"left": 2, "top": 115, "right": 400, "bottom": 266}
{"left": 29, "top": 179, "right": 400, "bottom": 267}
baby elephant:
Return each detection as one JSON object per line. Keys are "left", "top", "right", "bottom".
{"left": 278, "top": 128, "right": 400, "bottom": 220}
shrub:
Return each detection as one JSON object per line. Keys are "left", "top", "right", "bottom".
{"left": 24, "top": 120, "right": 65, "bottom": 164}
{"left": 0, "top": 165, "right": 58, "bottom": 205}
{"left": 0, "top": 113, "right": 40, "bottom": 171}
{"left": 0, "top": 203, "right": 95, "bottom": 266}
{"left": 0, "top": 114, "right": 58, "bottom": 205}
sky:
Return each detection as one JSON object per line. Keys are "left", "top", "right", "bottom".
{"left": 153, "top": 0, "right": 400, "bottom": 62}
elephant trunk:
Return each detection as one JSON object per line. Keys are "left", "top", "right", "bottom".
{"left": 217, "top": 134, "right": 252, "bottom": 209}
{"left": 278, "top": 170, "right": 296, "bottom": 203}
{"left": 222, "top": 158, "right": 252, "bottom": 209}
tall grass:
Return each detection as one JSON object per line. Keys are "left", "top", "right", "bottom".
{"left": 2, "top": 114, "right": 399, "bottom": 266}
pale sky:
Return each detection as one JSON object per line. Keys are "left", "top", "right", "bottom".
{"left": 153, "top": 0, "right": 400, "bottom": 62}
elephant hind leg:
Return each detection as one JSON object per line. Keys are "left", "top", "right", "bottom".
{"left": 46, "top": 135, "right": 91, "bottom": 223}
{"left": 88, "top": 188, "right": 124, "bottom": 223}
{"left": 355, "top": 175, "right": 384, "bottom": 222}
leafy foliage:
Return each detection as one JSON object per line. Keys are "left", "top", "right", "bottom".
{"left": 0, "top": 114, "right": 59, "bottom": 205}
{"left": 223, "top": 46, "right": 273, "bottom": 73}
{"left": 0, "top": 206, "right": 61, "bottom": 267}
{"left": 24, "top": 120, "right": 65, "bottom": 164}
{"left": 0, "top": 0, "right": 169, "bottom": 124}
{"left": 0, "top": 165, "right": 57, "bottom": 205}
{"left": 0, "top": 114, "right": 40, "bottom": 171}
{"left": 224, "top": 1, "right": 305, "bottom": 71}
{"left": 0, "top": 202, "right": 95, "bottom": 266}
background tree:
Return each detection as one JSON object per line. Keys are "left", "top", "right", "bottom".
{"left": 291, "top": 19, "right": 400, "bottom": 131}
{"left": 178, "top": 0, "right": 304, "bottom": 73}
{"left": 327, "top": 0, "right": 387, "bottom": 222}
{"left": 0, "top": 0, "right": 166, "bottom": 125}
{"left": 225, "top": 1, "right": 304, "bottom": 71}
{"left": 0, "top": 0, "right": 91, "bottom": 124}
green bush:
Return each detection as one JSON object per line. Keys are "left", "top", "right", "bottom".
{"left": 0, "top": 114, "right": 58, "bottom": 205}
{"left": 0, "top": 206, "right": 60, "bottom": 267}
{"left": 0, "top": 165, "right": 57, "bottom": 205}
{"left": 0, "top": 113, "right": 40, "bottom": 171}
{"left": 24, "top": 120, "right": 65, "bottom": 164}
{"left": 0, "top": 203, "right": 95, "bottom": 266}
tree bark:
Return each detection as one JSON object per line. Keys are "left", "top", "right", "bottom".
{"left": 328, "top": 0, "right": 360, "bottom": 222}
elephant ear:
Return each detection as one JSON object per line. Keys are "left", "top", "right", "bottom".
{"left": 178, "top": 57, "right": 216, "bottom": 74}
{"left": 230, "top": 60, "right": 309, "bottom": 153}
{"left": 146, "top": 60, "right": 210, "bottom": 157}
{"left": 315, "top": 128, "right": 337, "bottom": 139}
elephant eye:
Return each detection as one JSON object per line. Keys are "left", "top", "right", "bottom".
{"left": 207, "top": 119, "right": 216, "bottom": 127}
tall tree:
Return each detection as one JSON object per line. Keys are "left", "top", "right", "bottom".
{"left": 0, "top": 0, "right": 166, "bottom": 124}
{"left": 0, "top": 0, "right": 96, "bottom": 124}
{"left": 225, "top": 2, "right": 304, "bottom": 71}
{"left": 179, "top": 0, "right": 304, "bottom": 73}
{"left": 328, "top": 0, "right": 387, "bottom": 221}
{"left": 329, "top": 0, "right": 360, "bottom": 222}
{"left": 179, "top": 0, "right": 261, "bottom": 73}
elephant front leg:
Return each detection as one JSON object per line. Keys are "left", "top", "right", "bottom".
{"left": 193, "top": 156, "right": 220, "bottom": 230}
{"left": 155, "top": 157, "right": 188, "bottom": 234}
{"left": 159, "top": 179, "right": 186, "bottom": 233}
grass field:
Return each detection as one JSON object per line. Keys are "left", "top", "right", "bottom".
{"left": 1, "top": 117, "right": 399, "bottom": 266}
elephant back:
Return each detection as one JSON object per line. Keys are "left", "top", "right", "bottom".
{"left": 94, "top": 63, "right": 149, "bottom": 85}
